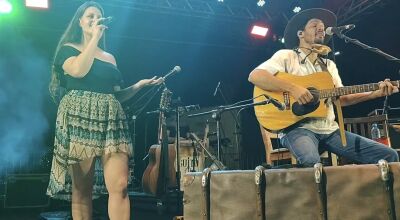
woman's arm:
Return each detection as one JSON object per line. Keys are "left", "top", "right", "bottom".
{"left": 62, "top": 40, "right": 98, "bottom": 78}
{"left": 62, "top": 18, "right": 106, "bottom": 78}
{"left": 114, "top": 76, "right": 164, "bottom": 103}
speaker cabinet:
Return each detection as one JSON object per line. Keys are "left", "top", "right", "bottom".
{"left": 130, "top": 191, "right": 182, "bottom": 220}
{"left": 4, "top": 174, "right": 50, "bottom": 208}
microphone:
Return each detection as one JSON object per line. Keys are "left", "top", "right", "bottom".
{"left": 162, "top": 66, "right": 181, "bottom": 81}
{"left": 263, "top": 95, "right": 285, "bottom": 111}
{"left": 325, "top": 24, "right": 355, "bottom": 36}
{"left": 98, "top": 16, "right": 113, "bottom": 26}
{"left": 213, "top": 82, "right": 221, "bottom": 96}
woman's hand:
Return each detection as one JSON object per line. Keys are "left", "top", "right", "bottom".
{"left": 115, "top": 76, "right": 165, "bottom": 103}
{"left": 92, "top": 17, "right": 108, "bottom": 41}
{"left": 139, "top": 76, "right": 164, "bottom": 87}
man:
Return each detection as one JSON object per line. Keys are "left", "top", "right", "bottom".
{"left": 248, "top": 8, "right": 399, "bottom": 166}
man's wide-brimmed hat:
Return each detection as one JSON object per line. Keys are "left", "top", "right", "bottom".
{"left": 284, "top": 8, "right": 337, "bottom": 49}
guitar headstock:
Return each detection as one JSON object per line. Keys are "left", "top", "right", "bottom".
{"left": 159, "top": 88, "right": 172, "bottom": 111}
{"left": 203, "top": 122, "right": 209, "bottom": 141}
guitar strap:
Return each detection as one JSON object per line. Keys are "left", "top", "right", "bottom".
{"left": 317, "top": 58, "right": 347, "bottom": 146}
{"left": 284, "top": 59, "right": 288, "bottom": 73}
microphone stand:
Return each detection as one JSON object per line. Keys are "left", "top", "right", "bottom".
{"left": 334, "top": 32, "right": 400, "bottom": 64}
{"left": 175, "top": 105, "right": 182, "bottom": 192}
{"left": 187, "top": 98, "right": 275, "bottom": 161}
{"left": 382, "top": 95, "right": 390, "bottom": 115}
{"left": 129, "top": 114, "right": 137, "bottom": 190}
{"left": 215, "top": 83, "right": 242, "bottom": 159}
{"left": 334, "top": 32, "right": 400, "bottom": 116}
{"left": 189, "top": 132, "right": 226, "bottom": 170}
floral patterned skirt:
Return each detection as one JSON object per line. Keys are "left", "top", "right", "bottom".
{"left": 46, "top": 90, "right": 133, "bottom": 200}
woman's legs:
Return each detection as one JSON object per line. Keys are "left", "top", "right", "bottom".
{"left": 102, "top": 152, "right": 130, "bottom": 220}
{"left": 70, "top": 157, "right": 95, "bottom": 220}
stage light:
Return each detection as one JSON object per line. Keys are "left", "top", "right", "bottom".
{"left": 293, "top": 6, "right": 301, "bottom": 13}
{"left": 25, "top": 0, "right": 48, "bottom": 9}
{"left": 0, "top": 0, "right": 12, "bottom": 14}
{"left": 251, "top": 25, "right": 269, "bottom": 37}
{"left": 279, "top": 37, "right": 285, "bottom": 44}
{"left": 257, "top": 0, "right": 266, "bottom": 7}
{"left": 217, "top": 0, "right": 224, "bottom": 2}
{"left": 334, "top": 51, "right": 341, "bottom": 56}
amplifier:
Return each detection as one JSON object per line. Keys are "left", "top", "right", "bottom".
{"left": 368, "top": 107, "right": 400, "bottom": 119}
{"left": 4, "top": 174, "right": 50, "bottom": 208}
{"left": 368, "top": 108, "right": 400, "bottom": 148}
{"left": 129, "top": 191, "right": 182, "bottom": 220}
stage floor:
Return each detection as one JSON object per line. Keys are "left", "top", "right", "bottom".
{"left": 0, "top": 191, "right": 182, "bottom": 220}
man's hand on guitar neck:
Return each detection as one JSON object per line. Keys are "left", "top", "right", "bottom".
{"left": 371, "top": 78, "right": 399, "bottom": 98}
{"left": 289, "top": 84, "right": 314, "bottom": 105}
{"left": 340, "top": 78, "right": 399, "bottom": 106}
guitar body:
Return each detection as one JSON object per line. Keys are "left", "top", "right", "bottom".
{"left": 254, "top": 72, "right": 335, "bottom": 132}
{"left": 142, "top": 144, "right": 177, "bottom": 195}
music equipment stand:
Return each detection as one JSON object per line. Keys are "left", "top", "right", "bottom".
{"left": 187, "top": 98, "right": 276, "bottom": 161}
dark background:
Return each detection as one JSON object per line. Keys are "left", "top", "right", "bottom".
{"left": 1, "top": 0, "right": 399, "bottom": 183}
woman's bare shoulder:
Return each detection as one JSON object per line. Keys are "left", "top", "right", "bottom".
{"left": 100, "top": 50, "right": 117, "bottom": 66}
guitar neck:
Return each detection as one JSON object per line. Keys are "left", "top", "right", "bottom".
{"left": 158, "top": 112, "right": 164, "bottom": 144}
{"left": 320, "top": 80, "right": 400, "bottom": 99}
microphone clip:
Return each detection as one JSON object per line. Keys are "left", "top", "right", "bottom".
{"left": 263, "top": 94, "right": 285, "bottom": 111}
{"left": 325, "top": 24, "right": 355, "bottom": 36}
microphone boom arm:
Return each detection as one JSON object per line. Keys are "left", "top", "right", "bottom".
{"left": 334, "top": 33, "right": 400, "bottom": 64}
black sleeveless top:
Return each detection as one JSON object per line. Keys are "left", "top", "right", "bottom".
{"left": 54, "top": 45, "right": 124, "bottom": 94}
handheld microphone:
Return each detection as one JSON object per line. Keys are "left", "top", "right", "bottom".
{"left": 325, "top": 24, "right": 355, "bottom": 36}
{"left": 213, "top": 82, "right": 221, "bottom": 96}
{"left": 162, "top": 66, "right": 181, "bottom": 81}
{"left": 264, "top": 95, "right": 285, "bottom": 111}
{"left": 98, "top": 16, "right": 113, "bottom": 26}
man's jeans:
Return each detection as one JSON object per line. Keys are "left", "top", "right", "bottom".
{"left": 281, "top": 128, "right": 399, "bottom": 167}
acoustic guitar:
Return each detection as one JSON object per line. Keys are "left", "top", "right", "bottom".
{"left": 254, "top": 71, "right": 399, "bottom": 132}
{"left": 142, "top": 88, "right": 177, "bottom": 196}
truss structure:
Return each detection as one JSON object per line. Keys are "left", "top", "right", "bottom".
{"left": 77, "top": 0, "right": 272, "bottom": 22}
{"left": 52, "top": 0, "right": 393, "bottom": 48}
{"left": 335, "top": 0, "right": 389, "bottom": 24}
{"left": 66, "top": 0, "right": 392, "bottom": 25}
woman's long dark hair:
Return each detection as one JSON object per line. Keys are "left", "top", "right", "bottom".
{"left": 49, "top": 1, "right": 106, "bottom": 103}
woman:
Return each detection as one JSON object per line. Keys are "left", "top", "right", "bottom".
{"left": 47, "top": 2, "right": 162, "bottom": 219}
